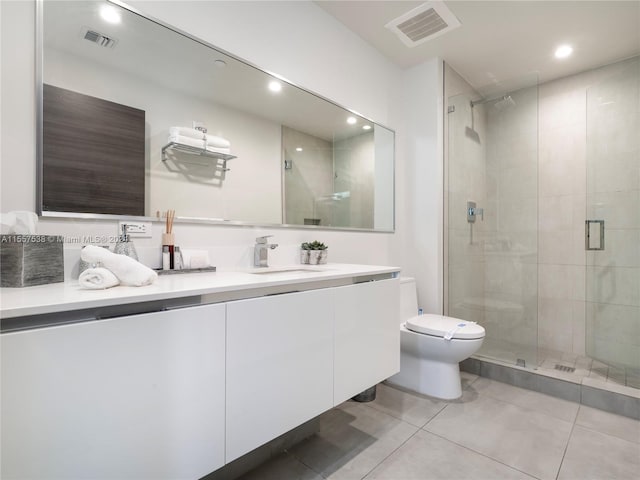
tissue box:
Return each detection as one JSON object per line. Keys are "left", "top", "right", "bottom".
{"left": 1, "top": 235, "right": 64, "bottom": 287}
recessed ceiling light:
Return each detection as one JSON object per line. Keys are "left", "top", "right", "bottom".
{"left": 362, "top": 125, "right": 372, "bottom": 130}
{"left": 554, "top": 44, "right": 573, "bottom": 59}
{"left": 100, "top": 5, "right": 121, "bottom": 24}
{"left": 296, "top": 147, "right": 303, "bottom": 152}
{"left": 347, "top": 116, "right": 357, "bottom": 125}
{"left": 268, "top": 81, "right": 282, "bottom": 92}
{"left": 214, "top": 59, "right": 227, "bottom": 68}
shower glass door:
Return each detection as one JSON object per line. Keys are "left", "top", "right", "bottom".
{"left": 446, "top": 84, "right": 539, "bottom": 368}
{"left": 585, "top": 58, "right": 640, "bottom": 387}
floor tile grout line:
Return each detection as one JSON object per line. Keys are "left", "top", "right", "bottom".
{"left": 571, "top": 408, "right": 640, "bottom": 446}
{"left": 359, "top": 425, "right": 424, "bottom": 480}
{"left": 420, "top": 428, "right": 544, "bottom": 480}
{"left": 285, "top": 401, "right": 425, "bottom": 480}
{"left": 466, "top": 383, "right": 580, "bottom": 427}
{"left": 362, "top": 397, "right": 449, "bottom": 429}
{"left": 471, "top": 389, "right": 581, "bottom": 424}
{"left": 554, "top": 412, "right": 579, "bottom": 480}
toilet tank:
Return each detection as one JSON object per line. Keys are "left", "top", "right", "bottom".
{"left": 400, "top": 277, "right": 418, "bottom": 323}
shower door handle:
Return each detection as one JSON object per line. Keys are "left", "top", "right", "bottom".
{"left": 585, "top": 220, "right": 605, "bottom": 250}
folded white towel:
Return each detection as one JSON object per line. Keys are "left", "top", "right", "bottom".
{"left": 81, "top": 245, "right": 157, "bottom": 287}
{"left": 204, "top": 134, "right": 231, "bottom": 149}
{"left": 168, "top": 134, "right": 207, "bottom": 150}
{"left": 169, "top": 126, "right": 205, "bottom": 140}
{"left": 168, "top": 127, "right": 230, "bottom": 149}
{"left": 79, "top": 267, "right": 120, "bottom": 290}
{"left": 206, "top": 146, "right": 231, "bottom": 155}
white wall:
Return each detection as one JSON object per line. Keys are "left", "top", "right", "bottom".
{"left": 390, "top": 58, "right": 444, "bottom": 314}
{"left": 4, "top": 1, "right": 447, "bottom": 282}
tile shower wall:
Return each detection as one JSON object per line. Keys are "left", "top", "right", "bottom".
{"left": 445, "top": 65, "right": 488, "bottom": 327}
{"left": 447, "top": 95, "right": 487, "bottom": 326}
{"left": 333, "top": 131, "right": 375, "bottom": 229}
{"left": 447, "top": 56, "right": 638, "bottom": 366}
{"left": 585, "top": 58, "right": 640, "bottom": 368}
{"left": 282, "top": 127, "right": 333, "bottom": 227}
{"left": 537, "top": 57, "right": 638, "bottom": 358}
{"left": 483, "top": 86, "right": 539, "bottom": 363}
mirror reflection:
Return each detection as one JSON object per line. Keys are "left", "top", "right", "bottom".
{"left": 40, "top": 0, "right": 395, "bottom": 231}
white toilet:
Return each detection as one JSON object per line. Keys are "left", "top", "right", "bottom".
{"left": 387, "top": 278, "right": 485, "bottom": 400}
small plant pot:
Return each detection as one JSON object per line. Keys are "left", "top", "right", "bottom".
{"left": 308, "top": 250, "right": 321, "bottom": 265}
{"left": 309, "top": 249, "right": 328, "bottom": 265}
{"left": 300, "top": 250, "right": 310, "bottom": 265}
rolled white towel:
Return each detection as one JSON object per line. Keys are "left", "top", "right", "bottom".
{"left": 169, "top": 126, "right": 205, "bottom": 140}
{"left": 168, "top": 134, "right": 206, "bottom": 149}
{"left": 204, "top": 134, "right": 231, "bottom": 149}
{"left": 79, "top": 267, "right": 120, "bottom": 290}
{"left": 81, "top": 245, "right": 157, "bottom": 287}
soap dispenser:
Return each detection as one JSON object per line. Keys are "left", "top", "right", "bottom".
{"left": 113, "top": 224, "right": 139, "bottom": 261}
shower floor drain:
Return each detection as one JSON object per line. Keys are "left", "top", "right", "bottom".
{"left": 555, "top": 364, "right": 576, "bottom": 373}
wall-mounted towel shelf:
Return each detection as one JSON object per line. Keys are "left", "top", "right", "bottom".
{"left": 161, "top": 141, "right": 236, "bottom": 171}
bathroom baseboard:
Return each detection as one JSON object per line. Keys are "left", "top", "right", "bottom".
{"left": 461, "top": 356, "right": 640, "bottom": 420}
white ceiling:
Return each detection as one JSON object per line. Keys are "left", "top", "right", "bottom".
{"left": 315, "top": 1, "right": 640, "bottom": 95}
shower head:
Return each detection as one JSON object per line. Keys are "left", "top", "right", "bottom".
{"left": 493, "top": 95, "right": 516, "bottom": 111}
{"left": 470, "top": 94, "right": 516, "bottom": 111}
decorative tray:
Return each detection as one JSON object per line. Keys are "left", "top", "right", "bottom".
{"left": 155, "top": 266, "right": 217, "bottom": 275}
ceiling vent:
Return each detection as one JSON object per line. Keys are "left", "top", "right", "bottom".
{"left": 385, "top": 1, "right": 461, "bottom": 48}
{"left": 81, "top": 27, "right": 117, "bottom": 48}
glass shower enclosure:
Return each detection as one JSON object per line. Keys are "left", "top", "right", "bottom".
{"left": 446, "top": 84, "right": 539, "bottom": 368}
{"left": 445, "top": 57, "right": 639, "bottom": 388}
{"left": 585, "top": 59, "right": 640, "bottom": 386}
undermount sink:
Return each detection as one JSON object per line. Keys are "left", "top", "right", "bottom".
{"left": 249, "top": 267, "right": 327, "bottom": 275}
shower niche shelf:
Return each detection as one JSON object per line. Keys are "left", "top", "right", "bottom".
{"left": 161, "top": 141, "right": 236, "bottom": 171}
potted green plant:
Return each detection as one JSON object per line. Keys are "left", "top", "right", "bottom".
{"left": 303, "top": 240, "right": 328, "bottom": 265}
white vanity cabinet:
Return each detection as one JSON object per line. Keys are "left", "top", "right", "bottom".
{"left": 225, "top": 288, "right": 335, "bottom": 462}
{"left": 0, "top": 266, "right": 401, "bottom": 478}
{"left": 333, "top": 278, "right": 400, "bottom": 403}
{"left": 0, "top": 304, "right": 226, "bottom": 480}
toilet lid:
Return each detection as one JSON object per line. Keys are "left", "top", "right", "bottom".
{"left": 406, "top": 314, "right": 485, "bottom": 340}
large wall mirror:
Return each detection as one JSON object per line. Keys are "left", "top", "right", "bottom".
{"left": 37, "top": 0, "right": 395, "bottom": 232}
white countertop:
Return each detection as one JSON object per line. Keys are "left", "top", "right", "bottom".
{"left": 0, "top": 264, "right": 400, "bottom": 319}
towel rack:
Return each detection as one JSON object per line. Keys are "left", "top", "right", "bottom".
{"left": 161, "top": 141, "right": 236, "bottom": 171}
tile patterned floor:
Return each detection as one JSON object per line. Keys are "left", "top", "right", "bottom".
{"left": 536, "top": 348, "right": 640, "bottom": 390}
{"left": 238, "top": 374, "right": 640, "bottom": 480}
{"left": 477, "top": 338, "right": 640, "bottom": 389}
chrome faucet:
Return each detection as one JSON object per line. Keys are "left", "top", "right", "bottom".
{"left": 254, "top": 235, "right": 278, "bottom": 267}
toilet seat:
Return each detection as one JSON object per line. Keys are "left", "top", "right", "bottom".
{"left": 406, "top": 314, "right": 485, "bottom": 340}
